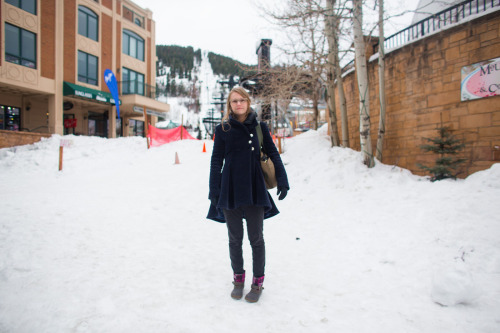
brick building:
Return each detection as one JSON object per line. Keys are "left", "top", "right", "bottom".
{"left": 0, "top": 0, "right": 168, "bottom": 148}
{"left": 333, "top": 1, "right": 500, "bottom": 177}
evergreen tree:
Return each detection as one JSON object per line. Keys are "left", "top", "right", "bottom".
{"left": 165, "top": 73, "right": 171, "bottom": 94}
{"left": 170, "top": 80, "right": 177, "bottom": 96}
{"left": 418, "top": 126, "right": 467, "bottom": 181}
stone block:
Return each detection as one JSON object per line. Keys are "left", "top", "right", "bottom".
{"left": 445, "top": 46, "right": 461, "bottom": 61}
{"left": 449, "top": 30, "right": 467, "bottom": 44}
{"left": 471, "top": 146, "right": 493, "bottom": 161}
{"left": 463, "top": 131, "right": 479, "bottom": 143}
{"left": 459, "top": 114, "right": 491, "bottom": 129}
{"left": 473, "top": 21, "right": 489, "bottom": 34}
{"left": 428, "top": 92, "right": 459, "bottom": 107}
{"left": 450, "top": 71, "right": 463, "bottom": 83}
{"left": 460, "top": 40, "right": 481, "bottom": 53}
{"left": 417, "top": 112, "right": 444, "bottom": 127}
{"left": 493, "top": 111, "right": 500, "bottom": 125}
{"left": 494, "top": 146, "right": 500, "bottom": 161}
{"left": 443, "top": 81, "right": 460, "bottom": 92}
{"left": 480, "top": 29, "right": 498, "bottom": 43}
{"left": 470, "top": 44, "right": 500, "bottom": 64}
{"left": 424, "top": 80, "right": 443, "bottom": 95}
{"left": 450, "top": 106, "right": 469, "bottom": 118}
{"left": 401, "top": 119, "right": 417, "bottom": 130}
{"left": 478, "top": 126, "right": 500, "bottom": 138}
{"left": 467, "top": 98, "right": 500, "bottom": 114}
{"left": 432, "top": 57, "right": 446, "bottom": 70}
{"left": 387, "top": 95, "right": 401, "bottom": 106}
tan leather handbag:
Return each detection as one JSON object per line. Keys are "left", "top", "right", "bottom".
{"left": 257, "top": 124, "right": 277, "bottom": 189}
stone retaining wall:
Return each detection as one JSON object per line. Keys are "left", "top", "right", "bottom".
{"left": 0, "top": 130, "right": 52, "bottom": 149}
{"left": 335, "top": 10, "right": 500, "bottom": 177}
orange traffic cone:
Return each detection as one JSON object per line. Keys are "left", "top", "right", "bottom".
{"left": 202, "top": 142, "right": 207, "bottom": 153}
{"left": 174, "top": 152, "right": 180, "bottom": 164}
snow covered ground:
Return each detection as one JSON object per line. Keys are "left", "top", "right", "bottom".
{"left": 1, "top": 126, "right": 499, "bottom": 332}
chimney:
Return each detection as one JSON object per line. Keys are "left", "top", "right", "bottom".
{"left": 256, "top": 39, "right": 272, "bottom": 72}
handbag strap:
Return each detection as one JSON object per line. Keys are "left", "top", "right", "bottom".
{"left": 256, "top": 123, "right": 264, "bottom": 150}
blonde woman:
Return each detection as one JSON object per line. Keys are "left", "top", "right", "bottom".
{"left": 207, "top": 87, "right": 289, "bottom": 303}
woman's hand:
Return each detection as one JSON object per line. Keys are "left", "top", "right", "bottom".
{"left": 277, "top": 187, "right": 288, "bottom": 200}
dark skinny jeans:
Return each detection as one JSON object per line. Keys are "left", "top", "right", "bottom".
{"left": 223, "top": 205, "right": 265, "bottom": 278}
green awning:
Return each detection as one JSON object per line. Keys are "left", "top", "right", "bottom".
{"left": 63, "top": 81, "right": 120, "bottom": 105}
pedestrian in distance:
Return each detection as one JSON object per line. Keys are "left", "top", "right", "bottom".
{"left": 207, "top": 86, "right": 289, "bottom": 303}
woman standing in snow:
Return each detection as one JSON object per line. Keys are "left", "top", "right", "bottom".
{"left": 207, "top": 87, "right": 289, "bottom": 303}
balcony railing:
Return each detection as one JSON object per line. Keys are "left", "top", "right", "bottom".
{"left": 383, "top": 0, "right": 500, "bottom": 50}
{"left": 342, "top": 0, "right": 499, "bottom": 72}
{"left": 118, "top": 81, "right": 158, "bottom": 99}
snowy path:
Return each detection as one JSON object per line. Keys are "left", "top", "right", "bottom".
{"left": 1, "top": 129, "right": 499, "bottom": 332}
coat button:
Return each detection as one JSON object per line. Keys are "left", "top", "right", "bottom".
{"left": 250, "top": 134, "right": 254, "bottom": 137}
{"left": 248, "top": 140, "right": 252, "bottom": 144}
{"left": 252, "top": 147, "right": 255, "bottom": 151}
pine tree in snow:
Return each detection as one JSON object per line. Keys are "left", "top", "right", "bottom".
{"left": 418, "top": 126, "right": 467, "bottom": 181}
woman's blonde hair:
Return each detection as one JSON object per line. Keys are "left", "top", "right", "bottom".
{"left": 221, "top": 87, "right": 252, "bottom": 129}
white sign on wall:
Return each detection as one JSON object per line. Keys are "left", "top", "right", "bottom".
{"left": 461, "top": 57, "right": 500, "bottom": 101}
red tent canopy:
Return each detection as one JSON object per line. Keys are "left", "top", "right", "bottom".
{"left": 148, "top": 125, "right": 197, "bottom": 147}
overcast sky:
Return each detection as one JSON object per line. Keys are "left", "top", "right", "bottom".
{"left": 136, "top": 0, "right": 418, "bottom": 65}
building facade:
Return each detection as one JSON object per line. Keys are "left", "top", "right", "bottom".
{"left": 0, "top": 0, "right": 168, "bottom": 147}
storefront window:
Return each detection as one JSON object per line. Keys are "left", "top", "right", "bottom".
{"left": 63, "top": 114, "right": 76, "bottom": 135}
{"left": 88, "top": 111, "right": 108, "bottom": 137}
{"left": 116, "top": 117, "right": 122, "bottom": 137}
{"left": 129, "top": 119, "right": 144, "bottom": 137}
{"left": 0, "top": 105, "right": 21, "bottom": 131}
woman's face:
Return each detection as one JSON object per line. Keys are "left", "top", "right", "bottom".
{"left": 229, "top": 92, "right": 248, "bottom": 120}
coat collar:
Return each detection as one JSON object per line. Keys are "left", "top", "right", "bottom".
{"left": 229, "top": 111, "right": 258, "bottom": 131}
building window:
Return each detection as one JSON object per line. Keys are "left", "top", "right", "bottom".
{"left": 122, "top": 29, "right": 144, "bottom": 61}
{"left": 78, "top": 51, "right": 98, "bottom": 85}
{"left": 78, "top": 6, "right": 98, "bottom": 41}
{"left": 0, "top": 105, "right": 21, "bottom": 131}
{"left": 122, "top": 68, "right": 145, "bottom": 95}
{"left": 129, "top": 119, "right": 144, "bottom": 137}
{"left": 5, "top": 23, "right": 37, "bottom": 69}
{"left": 123, "top": 6, "right": 144, "bottom": 28}
{"left": 5, "top": 0, "right": 36, "bottom": 15}
{"left": 88, "top": 111, "right": 108, "bottom": 137}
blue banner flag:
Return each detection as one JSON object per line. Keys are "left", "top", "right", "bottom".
{"left": 104, "top": 69, "right": 120, "bottom": 119}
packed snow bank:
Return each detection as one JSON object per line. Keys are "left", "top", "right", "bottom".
{"left": 1, "top": 129, "right": 499, "bottom": 333}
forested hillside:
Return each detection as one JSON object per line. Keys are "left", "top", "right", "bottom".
{"left": 207, "top": 52, "right": 256, "bottom": 77}
{"left": 156, "top": 45, "right": 257, "bottom": 97}
{"left": 156, "top": 45, "right": 201, "bottom": 80}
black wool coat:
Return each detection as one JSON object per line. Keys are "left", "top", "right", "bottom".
{"left": 207, "top": 112, "right": 289, "bottom": 223}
